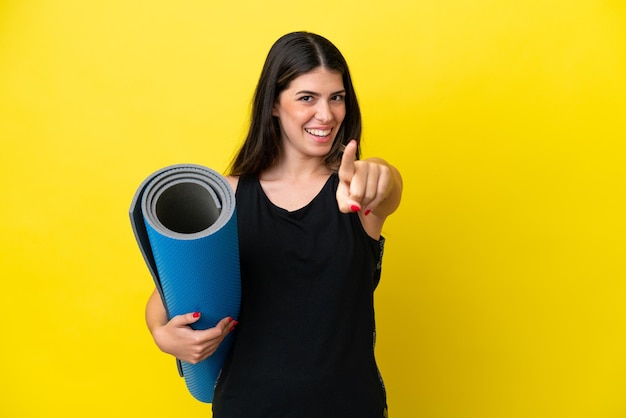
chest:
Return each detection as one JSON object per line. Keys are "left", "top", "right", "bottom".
{"left": 258, "top": 176, "right": 332, "bottom": 212}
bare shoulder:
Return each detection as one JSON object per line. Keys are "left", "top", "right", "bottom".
{"left": 226, "top": 175, "right": 239, "bottom": 192}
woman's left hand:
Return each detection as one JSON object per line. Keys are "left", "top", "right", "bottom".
{"left": 336, "top": 139, "right": 394, "bottom": 217}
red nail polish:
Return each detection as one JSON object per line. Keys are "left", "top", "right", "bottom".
{"left": 364, "top": 209, "right": 371, "bottom": 216}
{"left": 350, "top": 205, "right": 361, "bottom": 212}
{"left": 192, "top": 312, "right": 200, "bottom": 318}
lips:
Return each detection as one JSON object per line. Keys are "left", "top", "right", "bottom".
{"left": 304, "top": 128, "right": 332, "bottom": 137}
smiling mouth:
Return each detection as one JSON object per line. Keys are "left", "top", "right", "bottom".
{"left": 305, "top": 128, "right": 332, "bottom": 137}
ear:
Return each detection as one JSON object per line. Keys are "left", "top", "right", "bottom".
{"left": 271, "top": 102, "right": 279, "bottom": 117}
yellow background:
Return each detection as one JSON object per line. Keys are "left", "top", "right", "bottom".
{"left": 1, "top": 0, "right": 625, "bottom": 417}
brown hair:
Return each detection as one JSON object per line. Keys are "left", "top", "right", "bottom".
{"left": 228, "top": 31, "right": 362, "bottom": 176}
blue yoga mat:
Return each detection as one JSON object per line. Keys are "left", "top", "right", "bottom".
{"left": 129, "top": 164, "right": 241, "bottom": 403}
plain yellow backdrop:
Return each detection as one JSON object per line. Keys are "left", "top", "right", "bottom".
{"left": 1, "top": 0, "right": 625, "bottom": 417}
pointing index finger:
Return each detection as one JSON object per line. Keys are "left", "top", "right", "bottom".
{"left": 338, "top": 139, "right": 357, "bottom": 181}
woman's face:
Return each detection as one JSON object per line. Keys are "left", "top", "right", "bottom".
{"left": 272, "top": 67, "right": 346, "bottom": 160}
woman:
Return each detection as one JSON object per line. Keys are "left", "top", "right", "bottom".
{"left": 146, "top": 31, "right": 403, "bottom": 417}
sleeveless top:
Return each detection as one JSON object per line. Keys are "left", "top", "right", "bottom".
{"left": 212, "top": 173, "right": 387, "bottom": 418}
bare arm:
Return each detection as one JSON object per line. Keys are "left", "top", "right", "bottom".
{"left": 145, "top": 289, "right": 237, "bottom": 364}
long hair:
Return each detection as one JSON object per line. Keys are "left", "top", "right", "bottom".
{"left": 228, "top": 31, "right": 362, "bottom": 176}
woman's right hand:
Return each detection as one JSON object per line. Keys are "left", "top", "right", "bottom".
{"left": 146, "top": 288, "right": 237, "bottom": 364}
{"left": 152, "top": 313, "right": 237, "bottom": 364}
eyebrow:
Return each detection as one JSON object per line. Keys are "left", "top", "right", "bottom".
{"left": 295, "top": 89, "right": 346, "bottom": 96}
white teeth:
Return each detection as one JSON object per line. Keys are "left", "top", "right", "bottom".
{"left": 305, "top": 128, "right": 331, "bottom": 137}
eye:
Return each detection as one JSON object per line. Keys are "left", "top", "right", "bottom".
{"left": 331, "top": 94, "right": 345, "bottom": 102}
{"left": 298, "top": 95, "right": 314, "bottom": 102}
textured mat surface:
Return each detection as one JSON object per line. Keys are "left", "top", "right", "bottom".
{"left": 129, "top": 164, "right": 241, "bottom": 403}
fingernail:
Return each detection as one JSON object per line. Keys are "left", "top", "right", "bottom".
{"left": 230, "top": 321, "right": 239, "bottom": 333}
{"left": 227, "top": 317, "right": 233, "bottom": 323}
{"left": 350, "top": 205, "right": 361, "bottom": 212}
{"left": 364, "top": 209, "right": 371, "bottom": 216}
{"left": 192, "top": 312, "right": 200, "bottom": 318}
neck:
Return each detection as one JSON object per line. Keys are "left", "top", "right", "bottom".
{"left": 261, "top": 157, "right": 331, "bottom": 181}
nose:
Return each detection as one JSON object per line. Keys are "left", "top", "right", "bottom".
{"left": 315, "top": 101, "right": 333, "bottom": 123}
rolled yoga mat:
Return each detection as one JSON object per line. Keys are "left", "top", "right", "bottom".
{"left": 129, "top": 164, "right": 241, "bottom": 403}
